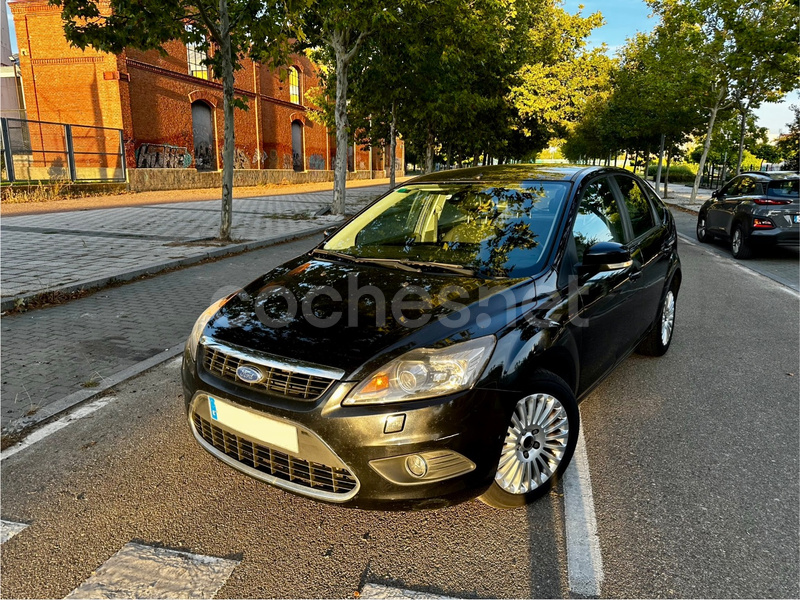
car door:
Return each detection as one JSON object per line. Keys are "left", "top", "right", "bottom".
{"left": 722, "top": 176, "right": 760, "bottom": 235}
{"left": 611, "top": 174, "right": 670, "bottom": 341}
{"left": 706, "top": 177, "right": 741, "bottom": 233}
{"left": 565, "top": 176, "right": 640, "bottom": 394}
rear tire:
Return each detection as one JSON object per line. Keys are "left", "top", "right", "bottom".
{"left": 731, "top": 224, "right": 753, "bottom": 259}
{"left": 696, "top": 214, "right": 711, "bottom": 243}
{"left": 478, "top": 370, "right": 579, "bottom": 509}
{"left": 637, "top": 280, "right": 678, "bottom": 357}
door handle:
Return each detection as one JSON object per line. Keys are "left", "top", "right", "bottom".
{"left": 629, "top": 269, "right": 642, "bottom": 281}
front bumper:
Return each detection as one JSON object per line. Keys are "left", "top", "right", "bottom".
{"left": 181, "top": 345, "right": 515, "bottom": 510}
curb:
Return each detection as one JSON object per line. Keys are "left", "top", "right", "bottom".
{"left": 3, "top": 343, "right": 185, "bottom": 436}
{"left": 0, "top": 224, "right": 333, "bottom": 312}
{"left": 664, "top": 201, "right": 700, "bottom": 215}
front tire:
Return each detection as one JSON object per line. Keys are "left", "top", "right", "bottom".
{"left": 478, "top": 371, "right": 579, "bottom": 509}
{"left": 731, "top": 224, "right": 753, "bottom": 259}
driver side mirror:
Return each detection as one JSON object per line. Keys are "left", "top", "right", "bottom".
{"left": 579, "top": 242, "right": 632, "bottom": 273}
{"left": 711, "top": 189, "right": 721, "bottom": 199}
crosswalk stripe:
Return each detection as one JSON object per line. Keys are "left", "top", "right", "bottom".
{"left": 0, "top": 520, "right": 29, "bottom": 544}
{"left": 64, "top": 542, "right": 239, "bottom": 599}
{"left": 360, "top": 583, "right": 455, "bottom": 599}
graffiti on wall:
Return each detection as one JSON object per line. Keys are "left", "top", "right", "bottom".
{"left": 194, "top": 144, "right": 215, "bottom": 170}
{"left": 308, "top": 154, "right": 325, "bottom": 170}
{"left": 234, "top": 148, "right": 250, "bottom": 169}
{"left": 136, "top": 144, "right": 192, "bottom": 168}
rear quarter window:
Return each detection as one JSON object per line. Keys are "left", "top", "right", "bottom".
{"left": 767, "top": 180, "right": 800, "bottom": 199}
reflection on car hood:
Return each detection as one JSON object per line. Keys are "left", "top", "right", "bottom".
{"left": 205, "top": 255, "right": 528, "bottom": 374}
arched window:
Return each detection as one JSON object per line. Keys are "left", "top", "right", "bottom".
{"left": 289, "top": 67, "right": 300, "bottom": 105}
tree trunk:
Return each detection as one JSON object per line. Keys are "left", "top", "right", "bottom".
{"left": 447, "top": 142, "right": 452, "bottom": 169}
{"left": 388, "top": 101, "right": 397, "bottom": 188}
{"left": 622, "top": 151, "right": 628, "bottom": 169}
{"left": 218, "top": 0, "right": 234, "bottom": 241}
{"left": 643, "top": 153, "right": 651, "bottom": 182}
{"left": 332, "top": 40, "right": 350, "bottom": 215}
{"left": 655, "top": 133, "right": 665, "bottom": 188}
{"left": 691, "top": 87, "right": 725, "bottom": 203}
{"left": 425, "top": 127, "right": 434, "bottom": 173}
{"left": 663, "top": 150, "right": 672, "bottom": 198}
{"left": 735, "top": 106, "right": 747, "bottom": 175}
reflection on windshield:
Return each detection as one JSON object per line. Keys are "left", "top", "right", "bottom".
{"left": 324, "top": 182, "right": 570, "bottom": 278}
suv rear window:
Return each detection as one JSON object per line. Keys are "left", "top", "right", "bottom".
{"left": 767, "top": 180, "right": 799, "bottom": 199}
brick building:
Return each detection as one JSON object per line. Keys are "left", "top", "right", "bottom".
{"left": 8, "top": 0, "right": 402, "bottom": 183}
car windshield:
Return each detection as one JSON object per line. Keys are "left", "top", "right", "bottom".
{"left": 322, "top": 181, "right": 571, "bottom": 278}
{"left": 767, "top": 179, "right": 799, "bottom": 199}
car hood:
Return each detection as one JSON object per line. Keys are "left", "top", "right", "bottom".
{"left": 204, "top": 255, "right": 530, "bottom": 376}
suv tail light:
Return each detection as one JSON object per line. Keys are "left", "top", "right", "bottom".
{"left": 753, "top": 197, "right": 792, "bottom": 205}
{"left": 753, "top": 218, "right": 775, "bottom": 229}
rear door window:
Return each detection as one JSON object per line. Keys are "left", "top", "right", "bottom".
{"left": 614, "top": 175, "right": 657, "bottom": 239}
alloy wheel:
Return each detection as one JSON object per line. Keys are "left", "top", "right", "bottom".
{"left": 661, "top": 290, "right": 675, "bottom": 346}
{"left": 732, "top": 228, "right": 742, "bottom": 255}
{"left": 496, "top": 393, "right": 569, "bottom": 494}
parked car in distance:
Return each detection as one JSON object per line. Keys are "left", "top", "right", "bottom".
{"left": 182, "top": 165, "right": 682, "bottom": 510}
{"left": 696, "top": 171, "right": 800, "bottom": 258}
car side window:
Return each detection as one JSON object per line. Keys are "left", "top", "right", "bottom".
{"left": 722, "top": 178, "right": 742, "bottom": 197}
{"left": 738, "top": 177, "right": 758, "bottom": 195}
{"left": 572, "top": 178, "right": 625, "bottom": 262}
{"left": 614, "top": 175, "right": 656, "bottom": 239}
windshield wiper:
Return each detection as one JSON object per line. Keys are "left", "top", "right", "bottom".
{"left": 311, "top": 249, "right": 421, "bottom": 272}
{"left": 395, "top": 260, "right": 479, "bottom": 277}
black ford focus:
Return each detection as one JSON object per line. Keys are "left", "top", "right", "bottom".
{"left": 182, "top": 165, "right": 681, "bottom": 510}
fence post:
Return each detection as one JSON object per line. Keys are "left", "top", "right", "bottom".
{"left": 64, "top": 124, "right": 77, "bottom": 181}
{"left": 1, "top": 118, "right": 16, "bottom": 182}
{"left": 119, "top": 129, "right": 127, "bottom": 182}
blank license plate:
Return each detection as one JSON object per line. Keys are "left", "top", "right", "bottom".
{"left": 208, "top": 396, "right": 299, "bottom": 453}
{"left": 793, "top": 215, "right": 800, "bottom": 224}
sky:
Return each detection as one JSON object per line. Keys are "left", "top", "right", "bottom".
{"left": 563, "top": 0, "right": 797, "bottom": 138}
{"left": 2, "top": 0, "right": 796, "bottom": 136}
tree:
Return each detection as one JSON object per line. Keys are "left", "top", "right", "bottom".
{"left": 53, "top": 0, "right": 301, "bottom": 240}
{"left": 776, "top": 105, "right": 800, "bottom": 171}
{"left": 648, "top": 0, "right": 800, "bottom": 201}
{"left": 300, "top": 1, "right": 399, "bottom": 215}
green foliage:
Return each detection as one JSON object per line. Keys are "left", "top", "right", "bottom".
{"left": 776, "top": 105, "right": 800, "bottom": 171}
{"left": 647, "top": 163, "right": 697, "bottom": 182}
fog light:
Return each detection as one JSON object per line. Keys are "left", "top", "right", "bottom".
{"left": 405, "top": 454, "right": 428, "bottom": 478}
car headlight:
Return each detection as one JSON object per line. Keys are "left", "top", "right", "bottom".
{"left": 343, "top": 336, "right": 496, "bottom": 405}
{"left": 187, "top": 295, "right": 235, "bottom": 361}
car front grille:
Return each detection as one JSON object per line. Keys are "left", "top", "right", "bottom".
{"left": 203, "top": 346, "right": 334, "bottom": 401}
{"left": 193, "top": 413, "right": 358, "bottom": 495}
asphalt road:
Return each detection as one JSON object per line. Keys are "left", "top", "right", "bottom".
{"left": 1, "top": 225, "right": 798, "bottom": 598}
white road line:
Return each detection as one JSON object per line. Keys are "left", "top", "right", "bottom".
{"left": 1, "top": 520, "right": 29, "bottom": 544}
{"left": 360, "top": 583, "right": 454, "bottom": 599}
{"left": 677, "top": 232, "right": 800, "bottom": 298}
{"left": 1, "top": 397, "right": 115, "bottom": 461}
{"left": 64, "top": 542, "right": 239, "bottom": 599}
{"left": 562, "top": 426, "right": 604, "bottom": 597}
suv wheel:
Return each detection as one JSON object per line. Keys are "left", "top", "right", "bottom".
{"left": 696, "top": 214, "right": 710, "bottom": 243}
{"left": 731, "top": 224, "right": 753, "bottom": 259}
{"left": 478, "top": 371, "right": 578, "bottom": 509}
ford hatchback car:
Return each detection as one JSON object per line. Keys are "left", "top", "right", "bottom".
{"left": 182, "top": 165, "right": 681, "bottom": 510}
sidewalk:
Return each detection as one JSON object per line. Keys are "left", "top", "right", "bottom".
{"left": 0, "top": 184, "right": 392, "bottom": 311}
{"left": 653, "top": 181, "right": 714, "bottom": 213}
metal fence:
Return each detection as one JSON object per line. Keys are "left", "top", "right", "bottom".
{"left": 0, "top": 117, "right": 126, "bottom": 183}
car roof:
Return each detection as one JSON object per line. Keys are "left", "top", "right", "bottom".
{"left": 405, "top": 164, "right": 624, "bottom": 185}
{"left": 740, "top": 171, "right": 800, "bottom": 181}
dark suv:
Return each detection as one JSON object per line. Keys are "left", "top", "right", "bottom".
{"left": 696, "top": 171, "right": 800, "bottom": 258}
{"left": 182, "top": 166, "right": 681, "bottom": 510}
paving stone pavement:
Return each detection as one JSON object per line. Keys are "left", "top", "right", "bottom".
{"left": 0, "top": 235, "right": 322, "bottom": 431}
{"left": 0, "top": 187, "right": 385, "bottom": 301}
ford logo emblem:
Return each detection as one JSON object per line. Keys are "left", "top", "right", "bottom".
{"left": 236, "top": 365, "right": 264, "bottom": 383}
